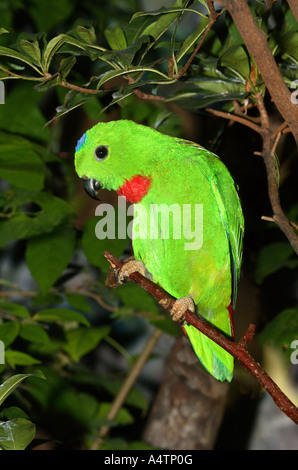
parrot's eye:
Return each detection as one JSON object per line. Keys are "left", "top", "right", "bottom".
{"left": 94, "top": 145, "right": 109, "bottom": 161}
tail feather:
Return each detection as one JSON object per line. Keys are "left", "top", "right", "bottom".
{"left": 183, "top": 308, "right": 234, "bottom": 382}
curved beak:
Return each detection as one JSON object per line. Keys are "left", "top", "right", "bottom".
{"left": 82, "top": 177, "right": 101, "bottom": 200}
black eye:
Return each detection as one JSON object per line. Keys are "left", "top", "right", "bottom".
{"left": 94, "top": 145, "right": 109, "bottom": 161}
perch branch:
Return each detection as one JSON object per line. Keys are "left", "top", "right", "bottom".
{"left": 104, "top": 250, "right": 298, "bottom": 426}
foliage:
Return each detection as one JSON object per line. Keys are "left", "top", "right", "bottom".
{"left": 0, "top": 0, "right": 297, "bottom": 449}
{"left": 0, "top": 371, "right": 45, "bottom": 449}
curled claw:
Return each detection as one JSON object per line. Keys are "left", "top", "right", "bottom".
{"left": 170, "top": 296, "right": 195, "bottom": 323}
{"left": 117, "top": 260, "right": 149, "bottom": 284}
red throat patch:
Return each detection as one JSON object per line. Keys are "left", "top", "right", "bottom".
{"left": 117, "top": 175, "right": 151, "bottom": 203}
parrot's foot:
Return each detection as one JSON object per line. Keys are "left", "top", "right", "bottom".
{"left": 117, "top": 260, "right": 149, "bottom": 284}
{"left": 170, "top": 296, "right": 195, "bottom": 323}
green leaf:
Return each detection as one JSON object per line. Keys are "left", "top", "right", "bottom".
{"left": 98, "top": 36, "right": 150, "bottom": 67}
{"left": 131, "top": 1, "right": 187, "bottom": 40}
{"left": 255, "top": 242, "right": 297, "bottom": 284}
{"left": 0, "top": 191, "right": 75, "bottom": 248}
{"left": 115, "top": 283, "right": 158, "bottom": 314}
{"left": 58, "top": 56, "right": 76, "bottom": 79}
{"left": 63, "top": 326, "right": 110, "bottom": 362}
{"left": 280, "top": 31, "right": 298, "bottom": 62}
{"left": 165, "top": 89, "right": 248, "bottom": 109}
{"left": 42, "top": 34, "right": 69, "bottom": 72}
{"left": 0, "top": 45, "right": 41, "bottom": 73}
{"left": 0, "top": 300, "right": 30, "bottom": 319}
{"left": 259, "top": 308, "right": 298, "bottom": 360}
{"left": 0, "top": 83, "right": 50, "bottom": 141}
{"left": 28, "top": 338, "right": 64, "bottom": 357}
{"left": 81, "top": 216, "right": 129, "bottom": 271}
{"left": 5, "top": 350, "right": 41, "bottom": 368}
{"left": 97, "top": 402, "right": 133, "bottom": 427}
{"left": 0, "top": 406, "right": 29, "bottom": 420}
{"left": 19, "top": 38, "right": 41, "bottom": 66}
{"left": 189, "top": 77, "right": 246, "bottom": 95}
{"left": 220, "top": 45, "right": 250, "bottom": 79}
{"left": 96, "top": 65, "right": 170, "bottom": 90}
{"left": 0, "top": 137, "right": 45, "bottom": 191}
{"left": 65, "top": 293, "right": 92, "bottom": 314}
{"left": 26, "top": 226, "right": 76, "bottom": 293}
{"left": 50, "top": 389, "right": 100, "bottom": 427}
{"left": 100, "top": 438, "right": 153, "bottom": 450}
{"left": 47, "top": 90, "right": 102, "bottom": 123}
{"left": 34, "top": 73, "right": 61, "bottom": 92}
{"left": 28, "top": 0, "right": 74, "bottom": 33}
{"left": 19, "top": 323, "right": 50, "bottom": 345}
{"left": 177, "top": 17, "right": 210, "bottom": 63}
{"left": 0, "top": 418, "right": 36, "bottom": 450}
{"left": 0, "top": 322, "right": 20, "bottom": 347}
{"left": 101, "top": 377, "right": 148, "bottom": 411}
{"left": 104, "top": 26, "right": 127, "bottom": 51}
{"left": 0, "top": 371, "right": 45, "bottom": 407}
{"left": 33, "top": 308, "right": 90, "bottom": 326}
{"left": 76, "top": 25, "right": 97, "bottom": 44}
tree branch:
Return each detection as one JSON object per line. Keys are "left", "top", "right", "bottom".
{"left": 254, "top": 94, "right": 298, "bottom": 255}
{"left": 286, "top": 0, "right": 298, "bottom": 22}
{"left": 90, "top": 328, "right": 163, "bottom": 450}
{"left": 125, "top": 75, "right": 166, "bottom": 101}
{"left": 205, "top": 107, "right": 262, "bottom": 134}
{"left": 42, "top": 73, "right": 99, "bottom": 94}
{"left": 173, "top": 1, "right": 220, "bottom": 79}
{"left": 104, "top": 250, "right": 298, "bottom": 426}
{"left": 215, "top": 0, "right": 298, "bottom": 145}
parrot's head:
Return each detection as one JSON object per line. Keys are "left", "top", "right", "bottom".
{"left": 75, "top": 120, "right": 175, "bottom": 203}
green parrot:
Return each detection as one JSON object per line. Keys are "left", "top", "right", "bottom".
{"left": 75, "top": 119, "right": 244, "bottom": 382}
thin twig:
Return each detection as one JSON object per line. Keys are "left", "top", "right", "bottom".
{"left": 104, "top": 250, "right": 298, "bottom": 425}
{"left": 75, "top": 288, "right": 117, "bottom": 312}
{"left": 90, "top": 328, "right": 163, "bottom": 450}
{"left": 255, "top": 94, "right": 298, "bottom": 255}
{"left": 205, "top": 107, "right": 262, "bottom": 134}
{"left": 59, "top": 80, "right": 99, "bottom": 94}
{"left": 126, "top": 75, "right": 166, "bottom": 101}
{"left": 45, "top": 74, "right": 100, "bottom": 95}
{"left": 261, "top": 216, "right": 298, "bottom": 232}
{"left": 173, "top": 2, "right": 220, "bottom": 79}
{"left": 271, "top": 121, "right": 289, "bottom": 139}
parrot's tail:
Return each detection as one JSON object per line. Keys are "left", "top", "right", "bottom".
{"left": 183, "top": 306, "right": 234, "bottom": 382}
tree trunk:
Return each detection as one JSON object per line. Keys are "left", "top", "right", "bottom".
{"left": 143, "top": 335, "right": 229, "bottom": 450}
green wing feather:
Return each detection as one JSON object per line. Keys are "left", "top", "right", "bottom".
{"left": 178, "top": 141, "right": 244, "bottom": 381}
{"left": 208, "top": 155, "right": 244, "bottom": 308}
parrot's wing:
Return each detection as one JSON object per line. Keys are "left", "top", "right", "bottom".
{"left": 211, "top": 170, "right": 244, "bottom": 308}
{"left": 180, "top": 140, "right": 244, "bottom": 308}
{"left": 178, "top": 141, "right": 244, "bottom": 381}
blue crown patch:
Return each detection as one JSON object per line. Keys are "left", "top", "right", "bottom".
{"left": 75, "top": 133, "right": 87, "bottom": 152}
